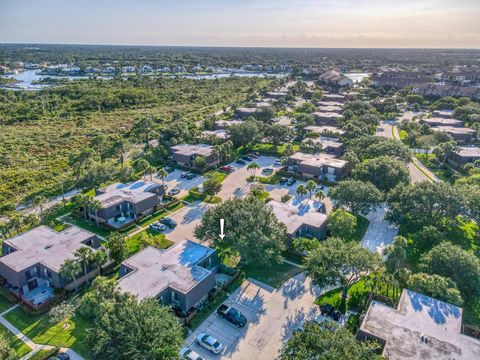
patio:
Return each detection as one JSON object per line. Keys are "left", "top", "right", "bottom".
{"left": 24, "top": 284, "right": 54, "bottom": 306}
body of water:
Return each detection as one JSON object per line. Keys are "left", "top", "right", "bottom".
{"left": 2, "top": 69, "right": 287, "bottom": 90}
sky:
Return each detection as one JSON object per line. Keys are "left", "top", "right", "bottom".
{"left": 1, "top": 0, "right": 479, "bottom": 48}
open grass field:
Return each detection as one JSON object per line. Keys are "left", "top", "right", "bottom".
{"left": 0, "top": 322, "right": 32, "bottom": 358}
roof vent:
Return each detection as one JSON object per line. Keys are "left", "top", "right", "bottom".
{"left": 44, "top": 244, "right": 53, "bottom": 250}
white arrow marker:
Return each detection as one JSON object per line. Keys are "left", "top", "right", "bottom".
{"left": 219, "top": 218, "right": 225, "bottom": 240}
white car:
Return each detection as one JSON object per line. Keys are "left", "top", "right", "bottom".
{"left": 149, "top": 222, "right": 166, "bottom": 232}
{"left": 168, "top": 188, "right": 181, "bottom": 196}
{"left": 195, "top": 332, "right": 224, "bottom": 354}
{"left": 180, "top": 347, "right": 204, "bottom": 360}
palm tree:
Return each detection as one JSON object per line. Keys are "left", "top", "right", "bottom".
{"left": 92, "top": 251, "right": 108, "bottom": 276}
{"left": 157, "top": 168, "right": 168, "bottom": 188}
{"left": 75, "top": 193, "right": 91, "bottom": 220}
{"left": 33, "top": 195, "right": 46, "bottom": 219}
{"left": 9, "top": 216, "right": 23, "bottom": 235}
{"left": 74, "top": 247, "right": 94, "bottom": 284}
{"left": 60, "top": 259, "right": 81, "bottom": 292}
{"left": 296, "top": 185, "right": 308, "bottom": 198}
{"left": 306, "top": 180, "right": 317, "bottom": 199}
{"left": 89, "top": 199, "right": 102, "bottom": 227}
{"left": 25, "top": 214, "right": 39, "bottom": 228}
{"left": 315, "top": 190, "right": 325, "bottom": 202}
{"left": 247, "top": 162, "right": 260, "bottom": 178}
{"left": 137, "top": 159, "right": 150, "bottom": 180}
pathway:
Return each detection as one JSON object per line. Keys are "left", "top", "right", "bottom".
{"left": 361, "top": 205, "right": 399, "bottom": 255}
{"left": 0, "top": 304, "right": 85, "bottom": 360}
{"left": 377, "top": 121, "right": 437, "bottom": 183}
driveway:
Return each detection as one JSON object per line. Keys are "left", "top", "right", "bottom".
{"left": 154, "top": 169, "right": 206, "bottom": 198}
{"left": 185, "top": 273, "right": 329, "bottom": 360}
{"left": 361, "top": 205, "right": 399, "bottom": 255}
{"left": 217, "top": 156, "right": 281, "bottom": 200}
{"left": 163, "top": 201, "right": 210, "bottom": 243}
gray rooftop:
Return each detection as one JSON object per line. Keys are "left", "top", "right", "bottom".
{"left": 421, "top": 117, "right": 463, "bottom": 126}
{"left": 301, "top": 138, "right": 343, "bottom": 149}
{"left": 215, "top": 119, "right": 243, "bottom": 128}
{"left": 431, "top": 126, "right": 476, "bottom": 135}
{"left": 1, "top": 225, "right": 97, "bottom": 273}
{"left": 290, "top": 152, "right": 347, "bottom": 169}
{"left": 360, "top": 289, "right": 480, "bottom": 360}
{"left": 117, "top": 240, "right": 215, "bottom": 299}
{"left": 269, "top": 200, "right": 327, "bottom": 235}
{"left": 305, "top": 125, "right": 345, "bottom": 135}
{"left": 456, "top": 146, "right": 480, "bottom": 158}
{"left": 201, "top": 130, "right": 229, "bottom": 139}
{"left": 96, "top": 180, "right": 160, "bottom": 208}
{"left": 171, "top": 143, "right": 215, "bottom": 157}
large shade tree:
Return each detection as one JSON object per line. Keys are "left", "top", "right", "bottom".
{"left": 304, "top": 237, "right": 383, "bottom": 309}
{"left": 195, "top": 196, "right": 286, "bottom": 266}
{"left": 353, "top": 156, "right": 410, "bottom": 193}
{"left": 87, "top": 297, "right": 183, "bottom": 360}
{"left": 329, "top": 180, "right": 383, "bottom": 216}
{"left": 279, "top": 321, "right": 383, "bottom": 360}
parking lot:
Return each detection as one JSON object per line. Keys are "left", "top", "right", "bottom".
{"left": 154, "top": 169, "right": 206, "bottom": 198}
{"left": 163, "top": 201, "right": 210, "bottom": 243}
{"left": 185, "top": 273, "right": 326, "bottom": 360}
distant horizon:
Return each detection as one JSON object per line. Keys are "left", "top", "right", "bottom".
{"left": 1, "top": 42, "right": 479, "bottom": 51}
{"left": 2, "top": 0, "right": 479, "bottom": 49}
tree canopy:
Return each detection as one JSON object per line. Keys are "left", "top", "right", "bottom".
{"left": 194, "top": 196, "right": 286, "bottom": 266}
{"left": 329, "top": 180, "right": 383, "bottom": 215}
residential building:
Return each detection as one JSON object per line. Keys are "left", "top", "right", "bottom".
{"left": 0, "top": 226, "right": 101, "bottom": 307}
{"left": 301, "top": 138, "right": 344, "bottom": 157}
{"left": 372, "top": 70, "right": 429, "bottom": 88}
{"left": 117, "top": 240, "right": 218, "bottom": 315}
{"left": 91, "top": 181, "right": 165, "bottom": 229}
{"left": 269, "top": 200, "right": 327, "bottom": 239}
{"left": 121, "top": 66, "right": 136, "bottom": 73}
{"left": 265, "top": 91, "right": 288, "bottom": 99}
{"left": 323, "top": 93, "right": 347, "bottom": 103}
{"left": 286, "top": 152, "right": 347, "bottom": 181}
{"left": 170, "top": 143, "right": 219, "bottom": 169}
{"left": 304, "top": 125, "right": 345, "bottom": 137}
{"left": 313, "top": 111, "right": 343, "bottom": 126}
{"left": 449, "top": 146, "right": 480, "bottom": 166}
{"left": 357, "top": 289, "right": 480, "bottom": 360}
{"left": 318, "top": 70, "right": 353, "bottom": 87}
{"left": 200, "top": 129, "right": 229, "bottom": 141}
{"left": 432, "top": 110, "right": 454, "bottom": 119}
{"left": 431, "top": 126, "right": 477, "bottom": 143}
{"left": 419, "top": 117, "right": 463, "bottom": 127}
{"left": 316, "top": 103, "right": 343, "bottom": 114}
{"left": 214, "top": 119, "right": 243, "bottom": 129}
{"left": 235, "top": 107, "right": 257, "bottom": 120}
{"left": 413, "top": 83, "right": 480, "bottom": 100}
{"left": 140, "top": 65, "right": 153, "bottom": 73}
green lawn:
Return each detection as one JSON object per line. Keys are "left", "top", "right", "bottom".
{"left": 241, "top": 261, "right": 303, "bottom": 289}
{"left": 353, "top": 215, "right": 370, "bottom": 242}
{"left": 315, "top": 276, "right": 401, "bottom": 313}
{"left": 69, "top": 217, "right": 112, "bottom": 238}
{"left": 252, "top": 142, "right": 300, "bottom": 156}
{"left": 132, "top": 208, "right": 168, "bottom": 228}
{"left": 126, "top": 229, "right": 173, "bottom": 255}
{"left": 0, "top": 292, "right": 16, "bottom": 313}
{"left": 0, "top": 323, "right": 32, "bottom": 358}
{"left": 4, "top": 307, "right": 91, "bottom": 358}
{"left": 206, "top": 170, "right": 228, "bottom": 183}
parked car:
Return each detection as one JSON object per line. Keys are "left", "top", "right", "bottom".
{"left": 235, "top": 159, "right": 246, "bottom": 165}
{"left": 180, "top": 348, "right": 204, "bottom": 360}
{"left": 180, "top": 172, "right": 189, "bottom": 178}
{"left": 217, "top": 304, "right": 247, "bottom": 327}
{"left": 164, "top": 166, "right": 174, "bottom": 173}
{"left": 249, "top": 152, "right": 260, "bottom": 158}
{"left": 242, "top": 155, "right": 253, "bottom": 161}
{"left": 185, "top": 173, "right": 198, "bottom": 180}
{"left": 287, "top": 178, "right": 297, "bottom": 186}
{"left": 149, "top": 222, "right": 166, "bottom": 232}
{"left": 160, "top": 217, "right": 177, "bottom": 228}
{"left": 168, "top": 188, "right": 181, "bottom": 196}
{"left": 274, "top": 159, "right": 283, "bottom": 166}
{"left": 279, "top": 177, "right": 288, "bottom": 185}
{"left": 219, "top": 166, "right": 235, "bottom": 173}
{"left": 48, "top": 354, "right": 70, "bottom": 360}
{"left": 261, "top": 168, "right": 273, "bottom": 175}
{"left": 195, "top": 332, "right": 224, "bottom": 354}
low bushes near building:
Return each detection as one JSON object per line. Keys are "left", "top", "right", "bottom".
{"left": 29, "top": 347, "right": 59, "bottom": 360}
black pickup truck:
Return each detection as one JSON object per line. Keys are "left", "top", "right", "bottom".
{"left": 217, "top": 304, "right": 247, "bottom": 328}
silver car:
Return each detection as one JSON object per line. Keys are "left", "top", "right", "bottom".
{"left": 195, "top": 332, "right": 224, "bottom": 354}
{"left": 180, "top": 347, "right": 204, "bottom": 360}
